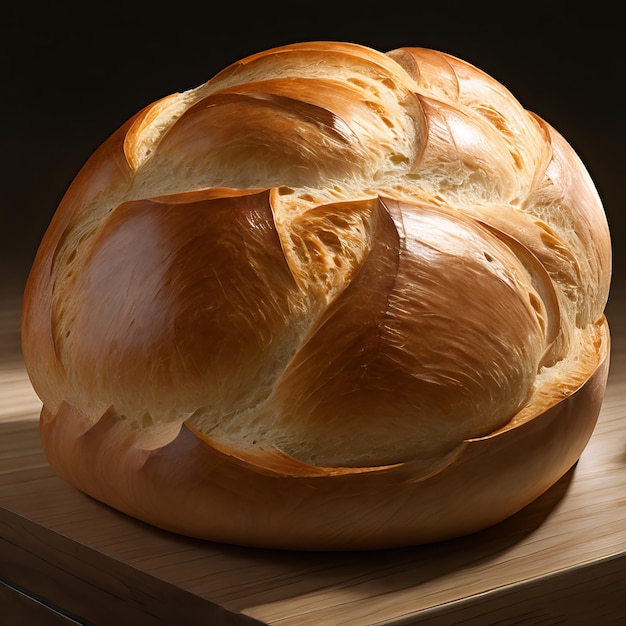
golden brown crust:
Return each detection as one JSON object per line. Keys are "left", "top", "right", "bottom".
{"left": 39, "top": 320, "right": 609, "bottom": 550}
{"left": 22, "top": 41, "right": 612, "bottom": 549}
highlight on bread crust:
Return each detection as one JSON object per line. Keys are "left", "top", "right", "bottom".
{"left": 21, "top": 42, "right": 611, "bottom": 550}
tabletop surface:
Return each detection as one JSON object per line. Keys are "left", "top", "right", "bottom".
{"left": 1, "top": 275, "right": 625, "bottom": 625}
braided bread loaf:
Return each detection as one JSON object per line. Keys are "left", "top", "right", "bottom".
{"left": 22, "top": 42, "right": 611, "bottom": 549}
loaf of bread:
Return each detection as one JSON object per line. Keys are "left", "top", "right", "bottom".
{"left": 21, "top": 42, "right": 611, "bottom": 550}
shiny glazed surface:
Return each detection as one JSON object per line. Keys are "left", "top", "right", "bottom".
{"left": 21, "top": 42, "right": 612, "bottom": 548}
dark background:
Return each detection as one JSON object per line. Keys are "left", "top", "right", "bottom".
{"left": 2, "top": 3, "right": 623, "bottom": 293}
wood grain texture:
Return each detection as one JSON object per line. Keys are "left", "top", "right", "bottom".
{"left": 0, "top": 580, "right": 82, "bottom": 625}
{"left": 1, "top": 278, "right": 625, "bottom": 625}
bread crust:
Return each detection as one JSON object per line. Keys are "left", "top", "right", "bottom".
{"left": 22, "top": 42, "right": 612, "bottom": 549}
{"left": 38, "top": 326, "right": 608, "bottom": 550}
